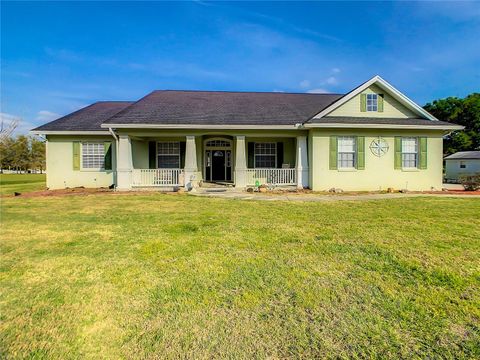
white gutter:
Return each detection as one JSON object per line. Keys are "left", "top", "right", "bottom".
{"left": 303, "top": 123, "right": 464, "bottom": 130}
{"left": 100, "top": 123, "right": 298, "bottom": 130}
{"left": 30, "top": 130, "right": 111, "bottom": 135}
{"left": 107, "top": 127, "right": 119, "bottom": 190}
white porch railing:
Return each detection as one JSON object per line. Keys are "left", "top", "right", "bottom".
{"left": 246, "top": 168, "right": 296, "bottom": 186}
{"left": 131, "top": 169, "right": 184, "bottom": 187}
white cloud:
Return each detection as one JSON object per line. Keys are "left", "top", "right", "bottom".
{"left": 299, "top": 80, "right": 311, "bottom": 88}
{"left": 331, "top": 67, "right": 341, "bottom": 73}
{"left": 36, "top": 110, "right": 60, "bottom": 122}
{"left": 307, "top": 88, "right": 329, "bottom": 94}
{"left": 325, "top": 76, "right": 338, "bottom": 85}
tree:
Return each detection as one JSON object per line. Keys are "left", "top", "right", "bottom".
{"left": 30, "top": 137, "right": 46, "bottom": 173}
{"left": 11, "top": 135, "right": 31, "bottom": 172}
{"left": 424, "top": 93, "right": 480, "bottom": 155}
{"left": 0, "top": 136, "right": 16, "bottom": 172}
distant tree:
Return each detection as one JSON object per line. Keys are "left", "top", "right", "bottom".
{"left": 0, "top": 136, "right": 16, "bottom": 172}
{"left": 11, "top": 135, "right": 30, "bottom": 172}
{"left": 30, "top": 137, "right": 46, "bottom": 173}
{"left": 424, "top": 93, "right": 480, "bottom": 155}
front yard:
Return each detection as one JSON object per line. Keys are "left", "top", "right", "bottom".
{"left": 1, "top": 192, "right": 479, "bottom": 358}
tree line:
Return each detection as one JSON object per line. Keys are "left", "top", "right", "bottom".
{"left": 0, "top": 135, "right": 46, "bottom": 173}
{"left": 423, "top": 93, "right": 480, "bottom": 155}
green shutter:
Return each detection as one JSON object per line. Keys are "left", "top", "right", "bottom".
{"left": 360, "top": 94, "right": 367, "bottom": 112}
{"left": 394, "top": 137, "right": 402, "bottom": 170}
{"left": 419, "top": 137, "right": 427, "bottom": 169}
{"left": 248, "top": 142, "right": 255, "bottom": 168}
{"left": 356, "top": 136, "right": 365, "bottom": 170}
{"left": 276, "top": 142, "right": 284, "bottom": 168}
{"left": 329, "top": 136, "right": 338, "bottom": 170}
{"left": 378, "top": 94, "right": 384, "bottom": 112}
{"left": 148, "top": 141, "right": 156, "bottom": 169}
{"left": 73, "top": 142, "right": 80, "bottom": 170}
{"left": 104, "top": 142, "right": 112, "bottom": 170}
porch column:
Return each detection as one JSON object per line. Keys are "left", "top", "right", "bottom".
{"left": 117, "top": 135, "right": 133, "bottom": 190}
{"left": 296, "top": 136, "right": 309, "bottom": 189}
{"left": 234, "top": 135, "right": 247, "bottom": 188}
{"left": 184, "top": 135, "right": 198, "bottom": 190}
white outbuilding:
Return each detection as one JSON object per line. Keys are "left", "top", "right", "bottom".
{"left": 444, "top": 151, "right": 480, "bottom": 182}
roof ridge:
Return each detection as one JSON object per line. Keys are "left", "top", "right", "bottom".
{"left": 151, "top": 89, "right": 344, "bottom": 96}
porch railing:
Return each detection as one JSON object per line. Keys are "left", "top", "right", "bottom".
{"left": 246, "top": 168, "right": 296, "bottom": 186}
{"left": 131, "top": 169, "right": 184, "bottom": 187}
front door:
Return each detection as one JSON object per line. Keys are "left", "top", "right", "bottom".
{"left": 212, "top": 150, "right": 225, "bottom": 181}
{"left": 204, "top": 139, "right": 232, "bottom": 182}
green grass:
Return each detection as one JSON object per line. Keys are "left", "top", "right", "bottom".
{"left": 1, "top": 193, "right": 479, "bottom": 359}
{"left": 0, "top": 173, "right": 46, "bottom": 195}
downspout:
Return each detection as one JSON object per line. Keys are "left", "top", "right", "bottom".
{"left": 108, "top": 127, "right": 119, "bottom": 189}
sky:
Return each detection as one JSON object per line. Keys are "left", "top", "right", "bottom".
{"left": 1, "top": 1, "right": 480, "bottom": 134}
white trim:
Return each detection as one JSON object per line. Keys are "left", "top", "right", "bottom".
{"left": 303, "top": 123, "right": 464, "bottom": 130}
{"left": 101, "top": 123, "right": 297, "bottom": 130}
{"left": 30, "top": 130, "right": 112, "bottom": 135}
{"left": 310, "top": 75, "right": 439, "bottom": 121}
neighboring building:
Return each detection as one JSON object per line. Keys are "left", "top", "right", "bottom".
{"left": 444, "top": 151, "right": 480, "bottom": 182}
{"left": 32, "top": 76, "right": 462, "bottom": 191}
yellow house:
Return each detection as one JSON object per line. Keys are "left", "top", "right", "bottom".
{"left": 32, "top": 76, "right": 462, "bottom": 191}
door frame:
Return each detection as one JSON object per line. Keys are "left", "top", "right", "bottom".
{"left": 203, "top": 137, "right": 233, "bottom": 182}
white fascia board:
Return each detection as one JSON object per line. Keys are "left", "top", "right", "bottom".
{"left": 311, "top": 75, "right": 438, "bottom": 121}
{"left": 30, "top": 130, "right": 112, "bottom": 135}
{"left": 101, "top": 123, "right": 300, "bottom": 130}
{"left": 303, "top": 123, "right": 464, "bottom": 130}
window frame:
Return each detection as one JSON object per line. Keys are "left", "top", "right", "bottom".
{"left": 254, "top": 142, "right": 277, "bottom": 168}
{"left": 401, "top": 137, "right": 418, "bottom": 169}
{"left": 459, "top": 161, "right": 466, "bottom": 169}
{"left": 81, "top": 142, "right": 105, "bottom": 171}
{"left": 366, "top": 93, "right": 378, "bottom": 112}
{"left": 156, "top": 141, "right": 181, "bottom": 169}
{"left": 337, "top": 136, "right": 356, "bottom": 169}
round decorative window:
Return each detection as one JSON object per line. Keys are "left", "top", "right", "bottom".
{"left": 369, "top": 137, "right": 389, "bottom": 157}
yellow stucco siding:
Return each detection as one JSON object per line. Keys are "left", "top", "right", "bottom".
{"left": 46, "top": 135, "right": 116, "bottom": 189}
{"left": 327, "top": 84, "right": 418, "bottom": 118}
{"left": 309, "top": 129, "right": 444, "bottom": 191}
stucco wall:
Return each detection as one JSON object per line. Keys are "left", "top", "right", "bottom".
{"left": 309, "top": 129, "right": 444, "bottom": 191}
{"left": 445, "top": 159, "right": 480, "bottom": 180}
{"left": 46, "top": 135, "right": 116, "bottom": 189}
{"left": 327, "top": 84, "right": 417, "bottom": 118}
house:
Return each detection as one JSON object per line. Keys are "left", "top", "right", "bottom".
{"left": 444, "top": 151, "right": 480, "bottom": 182}
{"left": 32, "top": 76, "right": 463, "bottom": 191}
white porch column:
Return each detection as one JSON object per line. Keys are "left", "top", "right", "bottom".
{"left": 234, "top": 135, "right": 247, "bottom": 188}
{"left": 296, "top": 136, "right": 309, "bottom": 189}
{"left": 184, "top": 135, "right": 198, "bottom": 190}
{"left": 117, "top": 135, "right": 133, "bottom": 190}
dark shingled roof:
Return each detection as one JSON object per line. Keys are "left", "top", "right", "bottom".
{"left": 309, "top": 116, "right": 457, "bottom": 127}
{"left": 444, "top": 151, "right": 480, "bottom": 160}
{"left": 33, "top": 101, "right": 133, "bottom": 131}
{"left": 103, "top": 90, "right": 343, "bottom": 126}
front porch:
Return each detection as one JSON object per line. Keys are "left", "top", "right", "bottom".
{"left": 116, "top": 134, "right": 308, "bottom": 190}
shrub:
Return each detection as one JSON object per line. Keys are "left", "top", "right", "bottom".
{"left": 459, "top": 174, "right": 480, "bottom": 191}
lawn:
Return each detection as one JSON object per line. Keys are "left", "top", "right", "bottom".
{"left": 1, "top": 192, "right": 479, "bottom": 358}
{"left": 0, "top": 173, "right": 46, "bottom": 195}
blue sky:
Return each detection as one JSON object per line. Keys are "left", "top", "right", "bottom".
{"left": 1, "top": 1, "right": 479, "bottom": 134}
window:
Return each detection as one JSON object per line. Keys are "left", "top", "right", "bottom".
{"left": 157, "top": 142, "right": 180, "bottom": 168}
{"left": 366, "top": 93, "right": 378, "bottom": 112}
{"left": 82, "top": 142, "right": 105, "bottom": 169}
{"left": 402, "top": 137, "right": 418, "bottom": 168}
{"left": 460, "top": 161, "right": 466, "bottom": 169}
{"left": 254, "top": 143, "right": 276, "bottom": 168}
{"left": 338, "top": 137, "right": 356, "bottom": 168}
